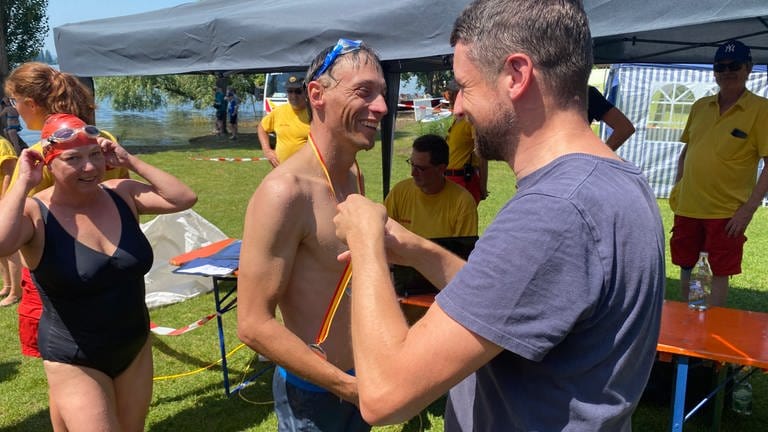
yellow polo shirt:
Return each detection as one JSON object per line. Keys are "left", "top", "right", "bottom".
{"left": 670, "top": 90, "right": 768, "bottom": 218}
{"left": 9, "top": 129, "right": 129, "bottom": 196}
{"left": 384, "top": 178, "right": 478, "bottom": 238}
{"left": 445, "top": 117, "right": 476, "bottom": 170}
{"left": 260, "top": 103, "right": 310, "bottom": 163}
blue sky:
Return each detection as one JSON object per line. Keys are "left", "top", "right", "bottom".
{"left": 45, "top": 0, "right": 192, "bottom": 54}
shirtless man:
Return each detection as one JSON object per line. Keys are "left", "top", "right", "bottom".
{"left": 237, "top": 39, "right": 387, "bottom": 431}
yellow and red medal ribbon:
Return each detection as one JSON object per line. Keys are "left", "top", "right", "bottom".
{"left": 308, "top": 134, "right": 362, "bottom": 347}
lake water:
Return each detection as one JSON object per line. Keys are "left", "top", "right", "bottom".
{"left": 18, "top": 76, "right": 422, "bottom": 147}
{"left": 19, "top": 98, "right": 266, "bottom": 147}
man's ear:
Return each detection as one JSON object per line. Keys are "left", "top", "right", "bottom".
{"left": 501, "top": 53, "right": 533, "bottom": 101}
{"left": 307, "top": 81, "right": 325, "bottom": 109}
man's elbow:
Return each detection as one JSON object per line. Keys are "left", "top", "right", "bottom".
{"left": 358, "top": 384, "right": 419, "bottom": 425}
{"left": 236, "top": 326, "right": 253, "bottom": 346}
{"left": 236, "top": 314, "right": 265, "bottom": 348}
{"left": 178, "top": 191, "right": 198, "bottom": 210}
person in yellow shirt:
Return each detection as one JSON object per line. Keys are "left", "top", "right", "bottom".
{"left": 0, "top": 136, "right": 21, "bottom": 307}
{"left": 384, "top": 134, "right": 478, "bottom": 324}
{"left": 258, "top": 75, "right": 310, "bottom": 167}
{"left": 0, "top": 136, "right": 17, "bottom": 201}
{"left": 670, "top": 40, "right": 768, "bottom": 307}
{"left": 443, "top": 79, "right": 488, "bottom": 204}
{"left": 385, "top": 134, "right": 478, "bottom": 238}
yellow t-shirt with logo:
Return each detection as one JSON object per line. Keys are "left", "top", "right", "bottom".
{"left": 384, "top": 178, "right": 477, "bottom": 238}
{"left": 9, "top": 129, "right": 129, "bottom": 196}
{"left": 260, "top": 103, "right": 310, "bottom": 163}
{"left": 670, "top": 90, "right": 768, "bottom": 218}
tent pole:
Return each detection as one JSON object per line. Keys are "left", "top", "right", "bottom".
{"left": 381, "top": 71, "right": 400, "bottom": 198}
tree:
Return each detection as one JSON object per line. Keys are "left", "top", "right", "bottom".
{"left": 402, "top": 71, "right": 454, "bottom": 97}
{"left": 0, "top": 0, "right": 48, "bottom": 89}
{"left": 95, "top": 73, "right": 265, "bottom": 113}
{"left": 34, "top": 48, "right": 55, "bottom": 64}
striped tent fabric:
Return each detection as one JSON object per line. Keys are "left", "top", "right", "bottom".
{"left": 601, "top": 64, "right": 768, "bottom": 206}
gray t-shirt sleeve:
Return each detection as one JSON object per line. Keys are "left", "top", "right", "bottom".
{"left": 437, "top": 193, "right": 604, "bottom": 362}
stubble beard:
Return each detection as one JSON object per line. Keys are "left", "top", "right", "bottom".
{"left": 475, "top": 107, "right": 519, "bottom": 162}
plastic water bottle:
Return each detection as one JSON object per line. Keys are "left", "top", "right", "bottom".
{"left": 732, "top": 367, "right": 753, "bottom": 415}
{"left": 688, "top": 252, "right": 712, "bottom": 311}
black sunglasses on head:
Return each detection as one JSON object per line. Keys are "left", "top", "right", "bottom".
{"left": 713, "top": 62, "right": 745, "bottom": 73}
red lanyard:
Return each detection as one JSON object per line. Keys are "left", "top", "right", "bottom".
{"left": 308, "top": 134, "right": 363, "bottom": 349}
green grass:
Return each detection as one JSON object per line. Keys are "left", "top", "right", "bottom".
{"left": 1, "top": 120, "right": 767, "bottom": 431}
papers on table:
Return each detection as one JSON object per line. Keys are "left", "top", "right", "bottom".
{"left": 172, "top": 240, "right": 241, "bottom": 276}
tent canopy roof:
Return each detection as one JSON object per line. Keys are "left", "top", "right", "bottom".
{"left": 54, "top": 0, "right": 464, "bottom": 77}
{"left": 589, "top": 1, "right": 768, "bottom": 64}
{"left": 54, "top": 0, "right": 768, "bottom": 78}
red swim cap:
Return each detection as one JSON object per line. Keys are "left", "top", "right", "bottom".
{"left": 40, "top": 113, "right": 99, "bottom": 165}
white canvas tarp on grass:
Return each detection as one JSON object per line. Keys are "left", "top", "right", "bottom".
{"left": 140, "top": 209, "right": 229, "bottom": 308}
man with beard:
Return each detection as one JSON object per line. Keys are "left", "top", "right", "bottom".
{"left": 332, "top": 0, "right": 666, "bottom": 430}
{"left": 237, "top": 39, "right": 386, "bottom": 431}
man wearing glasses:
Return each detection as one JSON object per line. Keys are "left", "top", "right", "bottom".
{"left": 385, "top": 134, "right": 477, "bottom": 239}
{"left": 258, "top": 75, "right": 311, "bottom": 168}
{"left": 238, "top": 40, "right": 386, "bottom": 431}
{"left": 385, "top": 134, "right": 477, "bottom": 324}
{"left": 670, "top": 40, "right": 768, "bottom": 307}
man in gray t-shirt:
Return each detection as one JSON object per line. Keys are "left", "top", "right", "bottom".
{"left": 441, "top": 155, "right": 664, "bottom": 430}
{"left": 333, "top": 1, "right": 666, "bottom": 430}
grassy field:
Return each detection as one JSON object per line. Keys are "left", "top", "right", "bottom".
{"left": 1, "top": 118, "right": 767, "bottom": 431}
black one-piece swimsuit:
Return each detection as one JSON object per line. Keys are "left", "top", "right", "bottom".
{"left": 32, "top": 188, "right": 154, "bottom": 378}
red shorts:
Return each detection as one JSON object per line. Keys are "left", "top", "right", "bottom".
{"left": 670, "top": 215, "right": 746, "bottom": 276}
{"left": 18, "top": 267, "right": 42, "bottom": 358}
{"left": 446, "top": 173, "right": 482, "bottom": 204}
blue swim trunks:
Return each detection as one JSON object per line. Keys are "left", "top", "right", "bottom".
{"left": 273, "top": 366, "right": 370, "bottom": 431}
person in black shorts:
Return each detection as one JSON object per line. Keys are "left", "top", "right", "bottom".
{"left": 214, "top": 86, "right": 228, "bottom": 136}
{"left": 227, "top": 89, "right": 240, "bottom": 140}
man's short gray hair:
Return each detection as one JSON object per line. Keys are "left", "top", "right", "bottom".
{"left": 450, "top": 0, "right": 592, "bottom": 110}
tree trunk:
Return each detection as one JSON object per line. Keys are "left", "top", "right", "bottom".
{"left": 0, "top": 7, "right": 9, "bottom": 97}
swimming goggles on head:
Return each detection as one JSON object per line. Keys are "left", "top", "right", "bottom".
{"left": 311, "top": 38, "right": 363, "bottom": 80}
{"left": 43, "top": 125, "right": 102, "bottom": 164}
{"left": 46, "top": 125, "right": 101, "bottom": 144}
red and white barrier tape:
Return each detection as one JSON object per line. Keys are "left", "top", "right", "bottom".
{"left": 150, "top": 313, "right": 217, "bottom": 336}
{"left": 190, "top": 156, "right": 269, "bottom": 162}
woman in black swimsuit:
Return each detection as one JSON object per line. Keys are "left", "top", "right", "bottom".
{"left": 0, "top": 113, "right": 197, "bottom": 431}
